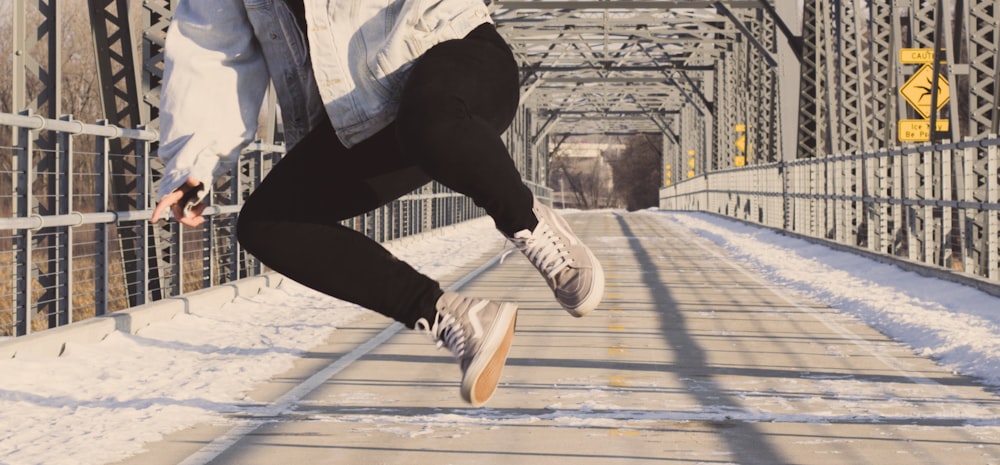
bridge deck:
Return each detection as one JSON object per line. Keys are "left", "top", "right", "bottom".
{"left": 115, "top": 211, "right": 1000, "bottom": 465}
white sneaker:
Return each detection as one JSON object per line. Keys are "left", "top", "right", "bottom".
{"left": 416, "top": 292, "right": 518, "bottom": 406}
{"left": 507, "top": 201, "right": 605, "bottom": 317}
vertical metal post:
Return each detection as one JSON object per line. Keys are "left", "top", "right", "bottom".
{"left": 890, "top": 150, "right": 901, "bottom": 256}
{"left": 250, "top": 152, "right": 265, "bottom": 276}
{"left": 962, "top": 143, "right": 975, "bottom": 274}
{"left": 13, "top": 119, "right": 33, "bottom": 335}
{"left": 809, "top": 162, "right": 818, "bottom": 236}
{"left": 889, "top": 152, "right": 907, "bottom": 256}
{"left": 825, "top": 158, "right": 834, "bottom": 238}
{"left": 922, "top": 148, "right": 933, "bottom": 262}
{"left": 232, "top": 151, "right": 246, "bottom": 282}
{"left": 12, "top": 0, "right": 26, "bottom": 113}
{"left": 175, "top": 219, "right": 184, "bottom": 295}
{"left": 136, "top": 132, "right": 151, "bottom": 305}
{"left": 203, "top": 185, "right": 215, "bottom": 290}
{"left": 422, "top": 184, "right": 433, "bottom": 234}
{"left": 988, "top": 141, "right": 999, "bottom": 279}
{"left": 835, "top": 157, "right": 846, "bottom": 243}
{"left": 941, "top": 146, "right": 953, "bottom": 267}
{"left": 141, "top": 0, "right": 173, "bottom": 128}
{"left": 906, "top": 150, "right": 918, "bottom": 261}
{"left": 11, "top": 0, "right": 61, "bottom": 117}
{"left": 143, "top": 0, "right": 176, "bottom": 300}
{"left": 95, "top": 122, "right": 110, "bottom": 316}
{"left": 57, "top": 115, "right": 74, "bottom": 326}
{"left": 89, "top": 0, "right": 152, "bottom": 308}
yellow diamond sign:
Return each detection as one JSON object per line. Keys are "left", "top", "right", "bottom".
{"left": 735, "top": 134, "right": 748, "bottom": 154}
{"left": 900, "top": 64, "right": 950, "bottom": 119}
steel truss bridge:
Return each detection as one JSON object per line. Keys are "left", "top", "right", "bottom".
{"left": 2, "top": 0, "right": 998, "bottom": 337}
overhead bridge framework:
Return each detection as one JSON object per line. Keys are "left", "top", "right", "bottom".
{"left": 3, "top": 1, "right": 999, "bottom": 337}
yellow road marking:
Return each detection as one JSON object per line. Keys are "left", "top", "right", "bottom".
{"left": 609, "top": 376, "right": 629, "bottom": 387}
{"left": 610, "top": 429, "right": 641, "bottom": 437}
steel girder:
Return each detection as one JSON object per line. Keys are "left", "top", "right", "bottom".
{"left": 491, "top": 1, "right": 742, "bottom": 138}
{"left": 491, "top": 0, "right": 791, "bottom": 197}
{"left": 88, "top": 0, "right": 161, "bottom": 307}
{"left": 790, "top": 0, "right": 999, "bottom": 276}
{"left": 965, "top": 0, "right": 1000, "bottom": 278}
{"left": 9, "top": 0, "right": 63, "bottom": 334}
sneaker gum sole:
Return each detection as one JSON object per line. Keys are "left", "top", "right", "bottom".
{"left": 463, "top": 303, "right": 518, "bottom": 406}
{"left": 565, "top": 244, "right": 606, "bottom": 317}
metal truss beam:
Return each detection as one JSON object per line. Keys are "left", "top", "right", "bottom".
{"left": 494, "top": 1, "right": 761, "bottom": 9}
{"left": 495, "top": 1, "right": 740, "bottom": 137}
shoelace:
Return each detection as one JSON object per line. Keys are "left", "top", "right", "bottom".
{"left": 515, "top": 221, "right": 571, "bottom": 280}
{"left": 416, "top": 312, "right": 467, "bottom": 358}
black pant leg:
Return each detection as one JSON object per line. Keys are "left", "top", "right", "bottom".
{"left": 237, "top": 24, "right": 537, "bottom": 327}
{"left": 396, "top": 23, "right": 538, "bottom": 237}
{"left": 237, "top": 122, "right": 442, "bottom": 328}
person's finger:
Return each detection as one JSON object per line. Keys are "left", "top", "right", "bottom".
{"left": 182, "top": 215, "right": 206, "bottom": 228}
{"left": 189, "top": 202, "right": 208, "bottom": 218}
{"left": 171, "top": 201, "right": 207, "bottom": 228}
{"left": 150, "top": 190, "right": 182, "bottom": 223}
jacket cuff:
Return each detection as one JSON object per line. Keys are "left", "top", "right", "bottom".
{"left": 157, "top": 150, "right": 222, "bottom": 203}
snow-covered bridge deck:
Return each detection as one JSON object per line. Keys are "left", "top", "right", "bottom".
{"left": 107, "top": 210, "right": 1000, "bottom": 465}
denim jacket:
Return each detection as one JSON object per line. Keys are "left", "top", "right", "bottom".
{"left": 156, "top": 0, "right": 493, "bottom": 201}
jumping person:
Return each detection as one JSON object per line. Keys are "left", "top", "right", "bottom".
{"left": 149, "top": 0, "right": 604, "bottom": 406}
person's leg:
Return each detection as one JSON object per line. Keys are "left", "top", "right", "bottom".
{"left": 238, "top": 119, "right": 520, "bottom": 406}
{"left": 395, "top": 23, "right": 604, "bottom": 316}
{"left": 237, "top": 121, "right": 443, "bottom": 328}
{"left": 238, "top": 120, "right": 519, "bottom": 406}
{"left": 395, "top": 23, "right": 537, "bottom": 237}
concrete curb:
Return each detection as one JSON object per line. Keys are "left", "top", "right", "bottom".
{"left": 0, "top": 273, "right": 284, "bottom": 359}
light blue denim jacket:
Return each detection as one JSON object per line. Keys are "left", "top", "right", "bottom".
{"left": 157, "top": 0, "right": 493, "bottom": 201}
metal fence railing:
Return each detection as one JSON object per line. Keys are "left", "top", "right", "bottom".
{"left": 1, "top": 111, "right": 548, "bottom": 338}
{"left": 661, "top": 137, "right": 1000, "bottom": 284}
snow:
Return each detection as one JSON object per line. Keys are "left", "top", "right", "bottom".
{"left": 0, "top": 217, "right": 507, "bottom": 465}
{"left": 662, "top": 211, "right": 1000, "bottom": 388}
{"left": 2, "top": 210, "right": 1000, "bottom": 465}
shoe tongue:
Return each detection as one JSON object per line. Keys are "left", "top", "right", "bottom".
{"left": 512, "top": 229, "right": 532, "bottom": 240}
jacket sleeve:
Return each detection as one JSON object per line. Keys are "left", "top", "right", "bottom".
{"left": 156, "top": 0, "right": 269, "bottom": 202}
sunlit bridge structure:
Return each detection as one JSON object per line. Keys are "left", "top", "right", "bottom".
{"left": 2, "top": 1, "right": 1000, "bottom": 464}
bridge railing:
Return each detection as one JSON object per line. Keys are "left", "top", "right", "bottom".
{"left": 1, "top": 111, "right": 548, "bottom": 338}
{"left": 661, "top": 137, "right": 1000, "bottom": 284}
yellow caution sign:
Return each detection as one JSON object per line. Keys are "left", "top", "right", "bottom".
{"left": 899, "top": 48, "right": 939, "bottom": 64}
{"left": 899, "top": 64, "right": 950, "bottom": 119}
{"left": 734, "top": 124, "right": 749, "bottom": 167}
{"left": 899, "top": 119, "right": 950, "bottom": 142}
{"left": 734, "top": 134, "right": 746, "bottom": 153}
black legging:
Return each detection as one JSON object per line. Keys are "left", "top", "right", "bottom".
{"left": 236, "top": 24, "right": 537, "bottom": 328}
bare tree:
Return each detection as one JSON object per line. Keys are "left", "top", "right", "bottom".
{"left": 547, "top": 135, "right": 624, "bottom": 209}
{"left": 606, "top": 134, "right": 663, "bottom": 211}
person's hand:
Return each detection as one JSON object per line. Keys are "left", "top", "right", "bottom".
{"left": 150, "top": 177, "right": 208, "bottom": 227}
